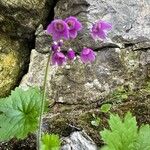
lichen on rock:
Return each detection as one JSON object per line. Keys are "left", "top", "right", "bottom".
{"left": 0, "top": 34, "right": 29, "bottom": 97}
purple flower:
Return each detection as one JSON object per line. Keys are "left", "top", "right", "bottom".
{"left": 52, "top": 51, "right": 66, "bottom": 66}
{"left": 65, "top": 16, "right": 82, "bottom": 39}
{"left": 91, "top": 20, "right": 112, "bottom": 40}
{"left": 80, "top": 48, "right": 95, "bottom": 63}
{"left": 58, "top": 40, "right": 63, "bottom": 47}
{"left": 51, "top": 41, "right": 59, "bottom": 51}
{"left": 46, "top": 19, "right": 69, "bottom": 41}
{"left": 67, "top": 49, "right": 75, "bottom": 60}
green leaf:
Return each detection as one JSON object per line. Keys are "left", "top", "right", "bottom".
{"left": 0, "top": 87, "right": 42, "bottom": 141}
{"left": 100, "top": 104, "right": 112, "bottom": 113}
{"left": 100, "top": 112, "right": 138, "bottom": 150}
{"left": 133, "top": 125, "right": 150, "bottom": 150}
{"left": 100, "top": 146, "right": 110, "bottom": 150}
{"left": 41, "top": 134, "right": 61, "bottom": 150}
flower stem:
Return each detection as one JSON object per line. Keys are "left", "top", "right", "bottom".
{"left": 37, "top": 53, "right": 51, "bottom": 150}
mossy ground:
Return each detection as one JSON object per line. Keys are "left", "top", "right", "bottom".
{"left": 0, "top": 80, "right": 149, "bottom": 149}
{"left": 46, "top": 79, "right": 150, "bottom": 146}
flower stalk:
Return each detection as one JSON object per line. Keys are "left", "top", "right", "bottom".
{"left": 37, "top": 53, "right": 51, "bottom": 150}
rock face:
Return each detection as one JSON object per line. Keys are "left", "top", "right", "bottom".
{"left": 20, "top": 28, "right": 150, "bottom": 105}
{"left": 0, "top": 34, "right": 29, "bottom": 97}
{"left": 20, "top": 0, "right": 150, "bottom": 147}
{"left": 54, "top": 0, "right": 150, "bottom": 49}
{"left": 0, "top": 0, "right": 54, "bottom": 39}
{"left": 0, "top": 0, "right": 54, "bottom": 97}
{"left": 61, "top": 131, "right": 97, "bottom": 150}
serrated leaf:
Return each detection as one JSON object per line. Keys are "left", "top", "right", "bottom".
{"left": 41, "top": 134, "right": 61, "bottom": 150}
{"left": 100, "top": 104, "right": 112, "bottom": 113}
{"left": 0, "top": 87, "right": 42, "bottom": 141}
{"left": 100, "top": 112, "right": 138, "bottom": 150}
{"left": 133, "top": 125, "right": 150, "bottom": 150}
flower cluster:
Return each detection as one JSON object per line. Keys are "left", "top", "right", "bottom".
{"left": 47, "top": 16, "right": 82, "bottom": 41}
{"left": 46, "top": 16, "right": 112, "bottom": 66}
{"left": 50, "top": 40, "right": 95, "bottom": 66}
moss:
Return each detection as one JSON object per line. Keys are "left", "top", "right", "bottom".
{"left": 111, "top": 79, "right": 150, "bottom": 125}
{"left": 46, "top": 107, "right": 109, "bottom": 146}
{"left": 107, "top": 86, "right": 129, "bottom": 102}
{"left": 0, "top": 34, "right": 29, "bottom": 97}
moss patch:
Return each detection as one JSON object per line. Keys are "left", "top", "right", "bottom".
{"left": 0, "top": 34, "right": 29, "bottom": 97}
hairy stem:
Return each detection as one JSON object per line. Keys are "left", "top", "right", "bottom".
{"left": 37, "top": 53, "right": 51, "bottom": 150}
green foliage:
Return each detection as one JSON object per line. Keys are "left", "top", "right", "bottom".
{"left": 100, "top": 112, "right": 150, "bottom": 150}
{"left": 133, "top": 125, "right": 150, "bottom": 150}
{"left": 91, "top": 104, "right": 111, "bottom": 127}
{"left": 100, "top": 112, "right": 138, "bottom": 150}
{"left": 100, "top": 104, "right": 112, "bottom": 113}
{"left": 0, "top": 87, "right": 42, "bottom": 141}
{"left": 41, "top": 134, "right": 61, "bottom": 150}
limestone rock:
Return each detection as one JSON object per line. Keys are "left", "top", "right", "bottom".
{"left": 0, "top": 34, "right": 29, "bottom": 97}
{"left": 61, "top": 131, "right": 97, "bottom": 150}
{"left": 0, "top": 0, "right": 54, "bottom": 39}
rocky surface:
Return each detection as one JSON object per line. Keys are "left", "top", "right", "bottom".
{"left": 0, "top": 0, "right": 54, "bottom": 97}
{"left": 0, "top": 34, "right": 30, "bottom": 97}
{"left": 11, "top": 0, "right": 150, "bottom": 103}
{"left": 0, "top": 0, "right": 54, "bottom": 39}
{"left": 54, "top": 0, "right": 150, "bottom": 50}
{"left": 0, "top": 0, "right": 150, "bottom": 149}
{"left": 20, "top": 26, "right": 150, "bottom": 105}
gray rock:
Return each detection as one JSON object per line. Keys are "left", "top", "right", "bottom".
{"left": 35, "top": 25, "right": 52, "bottom": 53}
{"left": 0, "top": 0, "right": 54, "bottom": 39}
{"left": 20, "top": 44, "right": 150, "bottom": 104}
{"left": 61, "top": 131, "right": 97, "bottom": 150}
{"left": 20, "top": 49, "right": 56, "bottom": 92}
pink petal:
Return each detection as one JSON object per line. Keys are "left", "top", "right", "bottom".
{"left": 100, "top": 21, "right": 112, "bottom": 30}
{"left": 69, "top": 30, "right": 77, "bottom": 39}
{"left": 98, "top": 30, "right": 107, "bottom": 39}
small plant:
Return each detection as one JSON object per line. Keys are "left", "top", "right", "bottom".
{"left": 91, "top": 113, "right": 101, "bottom": 127}
{"left": 38, "top": 17, "right": 112, "bottom": 150}
{"left": 100, "top": 104, "right": 112, "bottom": 113}
{"left": 133, "top": 125, "right": 150, "bottom": 150}
{"left": 91, "top": 104, "right": 112, "bottom": 127}
{"left": 100, "top": 112, "right": 150, "bottom": 150}
{"left": 41, "top": 134, "right": 61, "bottom": 150}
